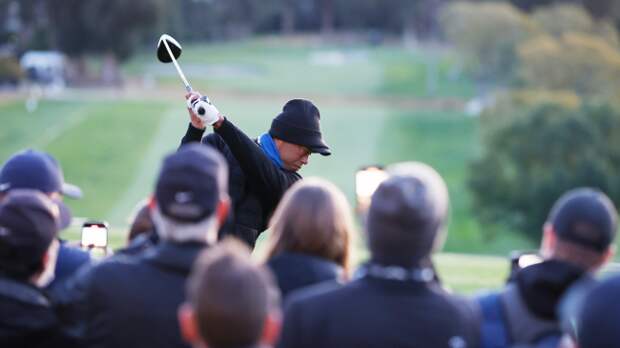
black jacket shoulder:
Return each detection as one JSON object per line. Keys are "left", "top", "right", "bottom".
{"left": 278, "top": 277, "right": 479, "bottom": 348}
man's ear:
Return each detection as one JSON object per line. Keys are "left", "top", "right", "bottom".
{"left": 260, "top": 310, "right": 282, "bottom": 346}
{"left": 148, "top": 195, "right": 157, "bottom": 211}
{"left": 541, "top": 222, "right": 556, "bottom": 257}
{"left": 600, "top": 244, "right": 616, "bottom": 268}
{"left": 178, "top": 303, "right": 200, "bottom": 345}
{"left": 39, "top": 249, "right": 50, "bottom": 274}
{"left": 216, "top": 195, "right": 230, "bottom": 226}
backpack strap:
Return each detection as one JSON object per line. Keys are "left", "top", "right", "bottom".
{"left": 477, "top": 292, "right": 510, "bottom": 348}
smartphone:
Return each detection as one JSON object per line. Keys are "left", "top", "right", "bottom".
{"left": 81, "top": 221, "right": 109, "bottom": 248}
{"left": 355, "top": 165, "right": 389, "bottom": 212}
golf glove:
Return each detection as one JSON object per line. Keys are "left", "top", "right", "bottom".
{"left": 188, "top": 95, "right": 220, "bottom": 125}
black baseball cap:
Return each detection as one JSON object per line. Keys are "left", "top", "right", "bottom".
{"left": 269, "top": 99, "right": 331, "bottom": 156}
{"left": 547, "top": 188, "right": 618, "bottom": 252}
{"left": 155, "top": 143, "right": 228, "bottom": 223}
{"left": 0, "top": 189, "right": 60, "bottom": 278}
{"left": 0, "top": 149, "right": 82, "bottom": 229}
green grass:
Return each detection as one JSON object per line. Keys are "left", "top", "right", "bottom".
{"left": 0, "top": 38, "right": 519, "bottom": 292}
{"left": 126, "top": 38, "right": 473, "bottom": 98}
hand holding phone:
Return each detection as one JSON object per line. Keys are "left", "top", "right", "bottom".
{"left": 81, "top": 221, "right": 109, "bottom": 249}
{"left": 355, "top": 165, "right": 388, "bottom": 214}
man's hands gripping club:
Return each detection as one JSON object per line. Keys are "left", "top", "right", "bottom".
{"left": 186, "top": 92, "right": 223, "bottom": 129}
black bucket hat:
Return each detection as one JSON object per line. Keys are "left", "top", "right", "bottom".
{"left": 269, "top": 99, "right": 331, "bottom": 156}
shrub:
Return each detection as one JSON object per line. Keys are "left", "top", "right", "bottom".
{"left": 532, "top": 4, "right": 619, "bottom": 47}
{"left": 518, "top": 32, "right": 620, "bottom": 99}
{"left": 439, "top": 1, "right": 539, "bottom": 82}
{"left": 0, "top": 56, "right": 23, "bottom": 85}
{"left": 469, "top": 102, "right": 620, "bottom": 240}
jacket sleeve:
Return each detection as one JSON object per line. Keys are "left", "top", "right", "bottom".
{"left": 214, "top": 118, "right": 301, "bottom": 202}
{"left": 180, "top": 123, "right": 205, "bottom": 147}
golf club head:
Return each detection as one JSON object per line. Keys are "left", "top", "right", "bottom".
{"left": 157, "top": 34, "right": 182, "bottom": 63}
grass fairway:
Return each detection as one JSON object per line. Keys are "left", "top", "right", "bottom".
{"left": 0, "top": 38, "right": 519, "bottom": 292}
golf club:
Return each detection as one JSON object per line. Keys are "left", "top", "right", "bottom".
{"left": 157, "top": 34, "right": 219, "bottom": 124}
{"left": 157, "top": 34, "right": 192, "bottom": 92}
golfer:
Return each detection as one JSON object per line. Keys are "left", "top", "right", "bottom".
{"left": 179, "top": 92, "right": 330, "bottom": 248}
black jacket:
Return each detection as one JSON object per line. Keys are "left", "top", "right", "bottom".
{"left": 181, "top": 120, "right": 301, "bottom": 247}
{"left": 266, "top": 252, "right": 342, "bottom": 300}
{"left": 0, "top": 276, "right": 75, "bottom": 348}
{"left": 277, "top": 274, "right": 479, "bottom": 348}
{"left": 64, "top": 242, "right": 207, "bottom": 348}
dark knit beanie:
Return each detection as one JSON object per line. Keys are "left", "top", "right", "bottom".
{"left": 269, "top": 99, "right": 330, "bottom": 156}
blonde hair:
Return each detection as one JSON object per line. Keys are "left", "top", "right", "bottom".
{"left": 265, "top": 178, "right": 355, "bottom": 278}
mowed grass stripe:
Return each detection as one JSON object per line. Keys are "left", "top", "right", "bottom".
{"left": 105, "top": 103, "right": 188, "bottom": 226}
{"left": 377, "top": 110, "right": 534, "bottom": 254}
{"left": 43, "top": 100, "right": 170, "bottom": 223}
{"left": 0, "top": 100, "right": 86, "bottom": 161}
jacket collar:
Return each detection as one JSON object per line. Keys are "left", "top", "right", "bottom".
{"left": 141, "top": 241, "right": 208, "bottom": 274}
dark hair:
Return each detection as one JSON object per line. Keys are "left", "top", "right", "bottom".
{"left": 187, "top": 239, "right": 279, "bottom": 348}
{"left": 367, "top": 162, "right": 449, "bottom": 268}
{"left": 126, "top": 200, "right": 154, "bottom": 243}
{"left": 265, "top": 178, "right": 354, "bottom": 277}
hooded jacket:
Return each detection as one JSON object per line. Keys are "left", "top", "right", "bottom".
{"left": 495, "top": 259, "right": 587, "bottom": 344}
{"left": 0, "top": 276, "right": 75, "bottom": 348}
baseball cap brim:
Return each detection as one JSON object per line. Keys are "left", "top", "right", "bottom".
{"left": 308, "top": 140, "right": 331, "bottom": 156}
{"left": 61, "top": 183, "right": 83, "bottom": 199}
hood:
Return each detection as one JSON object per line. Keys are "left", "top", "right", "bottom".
{"left": 516, "top": 259, "right": 587, "bottom": 320}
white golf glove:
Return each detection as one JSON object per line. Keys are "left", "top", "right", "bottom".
{"left": 187, "top": 95, "right": 220, "bottom": 125}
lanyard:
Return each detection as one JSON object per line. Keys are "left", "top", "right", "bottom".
{"left": 354, "top": 263, "right": 435, "bottom": 283}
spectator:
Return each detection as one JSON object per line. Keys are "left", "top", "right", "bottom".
{"left": 264, "top": 177, "right": 354, "bottom": 299}
{"left": 277, "top": 162, "right": 479, "bottom": 348}
{"left": 0, "top": 189, "right": 75, "bottom": 347}
{"left": 0, "top": 149, "right": 90, "bottom": 292}
{"left": 65, "top": 143, "right": 229, "bottom": 348}
{"left": 115, "top": 198, "right": 158, "bottom": 256}
{"left": 181, "top": 95, "right": 330, "bottom": 248}
{"left": 573, "top": 274, "right": 620, "bottom": 348}
{"left": 127, "top": 198, "right": 155, "bottom": 243}
{"left": 476, "top": 188, "right": 617, "bottom": 348}
{"left": 179, "top": 239, "right": 281, "bottom": 348}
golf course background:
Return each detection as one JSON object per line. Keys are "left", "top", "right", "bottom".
{"left": 0, "top": 38, "right": 535, "bottom": 292}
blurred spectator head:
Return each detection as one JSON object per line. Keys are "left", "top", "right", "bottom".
{"left": 542, "top": 188, "right": 617, "bottom": 271}
{"left": 367, "top": 162, "right": 449, "bottom": 268}
{"left": 126, "top": 198, "right": 155, "bottom": 243}
{"left": 152, "top": 144, "right": 229, "bottom": 244}
{"left": 179, "top": 239, "right": 280, "bottom": 348}
{"left": 575, "top": 274, "right": 620, "bottom": 348}
{"left": 265, "top": 177, "right": 354, "bottom": 276}
{"left": 0, "top": 189, "right": 61, "bottom": 286}
{"left": 0, "top": 149, "right": 82, "bottom": 228}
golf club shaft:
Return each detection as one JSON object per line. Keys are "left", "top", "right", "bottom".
{"left": 163, "top": 40, "right": 192, "bottom": 92}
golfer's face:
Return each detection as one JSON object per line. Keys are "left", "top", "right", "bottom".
{"left": 278, "top": 142, "right": 311, "bottom": 172}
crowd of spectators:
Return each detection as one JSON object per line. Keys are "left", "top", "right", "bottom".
{"left": 1, "top": 104, "right": 619, "bottom": 347}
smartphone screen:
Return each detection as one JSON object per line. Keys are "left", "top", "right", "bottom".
{"left": 355, "top": 166, "right": 388, "bottom": 204}
{"left": 81, "top": 222, "right": 108, "bottom": 248}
